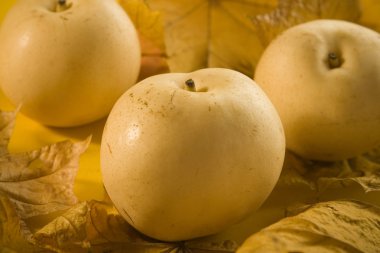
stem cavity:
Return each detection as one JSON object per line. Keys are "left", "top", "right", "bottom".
{"left": 185, "top": 79, "right": 196, "bottom": 92}
{"left": 328, "top": 52, "right": 342, "bottom": 69}
{"left": 56, "top": 0, "right": 72, "bottom": 12}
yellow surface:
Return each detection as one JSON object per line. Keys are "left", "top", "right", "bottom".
{"left": 1, "top": 92, "right": 106, "bottom": 201}
{"left": 0, "top": 91, "right": 106, "bottom": 201}
{"left": 0, "top": 1, "right": 13, "bottom": 21}
{"left": 0, "top": 90, "right": 106, "bottom": 201}
{"left": 0, "top": 1, "right": 106, "bottom": 201}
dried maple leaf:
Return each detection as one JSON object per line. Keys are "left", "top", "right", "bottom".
{"left": 251, "top": 0, "right": 361, "bottom": 47}
{"left": 139, "top": 0, "right": 361, "bottom": 77}
{"left": 33, "top": 199, "right": 238, "bottom": 253}
{"left": 119, "top": 0, "right": 170, "bottom": 81}
{"left": 280, "top": 149, "right": 380, "bottom": 193}
{"left": 0, "top": 109, "right": 16, "bottom": 155}
{"left": 0, "top": 109, "right": 90, "bottom": 251}
{"left": 0, "top": 194, "right": 42, "bottom": 252}
{"left": 144, "top": 0, "right": 277, "bottom": 76}
{"left": 33, "top": 200, "right": 147, "bottom": 252}
{"left": 0, "top": 137, "right": 90, "bottom": 219}
{"left": 236, "top": 200, "right": 380, "bottom": 253}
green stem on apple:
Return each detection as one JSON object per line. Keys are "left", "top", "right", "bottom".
{"left": 185, "top": 79, "right": 196, "bottom": 92}
{"left": 328, "top": 52, "right": 341, "bottom": 69}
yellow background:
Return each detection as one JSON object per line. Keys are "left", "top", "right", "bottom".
{"left": 0, "top": 0, "right": 105, "bottom": 201}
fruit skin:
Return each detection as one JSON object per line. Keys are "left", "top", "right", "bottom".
{"left": 254, "top": 19, "right": 380, "bottom": 161}
{"left": 100, "top": 68, "right": 285, "bottom": 241}
{"left": 0, "top": 0, "right": 140, "bottom": 127}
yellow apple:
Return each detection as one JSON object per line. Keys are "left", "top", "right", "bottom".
{"left": 254, "top": 19, "right": 380, "bottom": 161}
{"left": 0, "top": 0, "right": 140, "bottom": 127}
{"left": 100, "top": 68, "right": 286, "bottom": 241}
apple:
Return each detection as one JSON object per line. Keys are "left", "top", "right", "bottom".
{"left": 254, "top": 19, "right": 380, "bottom": 161}
{"left": 0, "top": 0, "right": 140, "bottom": 127}
{"left": 100, "top": 68, "right": 286, "bottom": 241}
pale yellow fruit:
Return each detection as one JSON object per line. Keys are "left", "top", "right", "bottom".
{"left": 100, "top": 68, "right": 285, "bottom": 241}
{"left": 255, "top": 19, "right": 380, "bottom": 161}
{"left": 0, "top": 0, "right": 140, "bottom": 127}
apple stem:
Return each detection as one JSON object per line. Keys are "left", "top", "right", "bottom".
{"left": 328, "top": 52, "right": 341, "bottom": 69}
{"left": 185, "top": 79, "right": 196, "bottom": 92}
